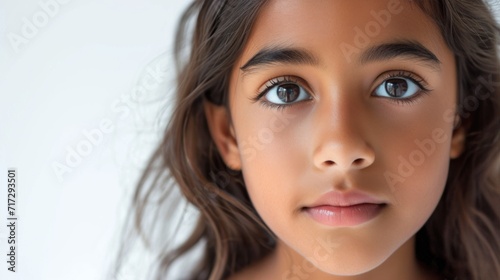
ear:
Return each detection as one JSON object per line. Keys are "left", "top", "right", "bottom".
{"left": 204, "top": 100, "right": 242, "bottom": 170}
{"left": 449, "top": 116, "right": 467, "bottom": 159}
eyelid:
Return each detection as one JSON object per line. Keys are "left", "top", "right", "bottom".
{"left": 251, "top": 75, "right": 312, "bottom": 103}
{"left": 373, "top": 70, "right": 431, "bottom": 92}
{"left": 370, "top": 70, "right": 432, "bottom": 106}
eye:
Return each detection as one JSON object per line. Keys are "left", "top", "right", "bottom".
{"left": 264, "top": 83, "right": 311, "bottom": 104}
{"left": 251, "top": 76, "right": 313, "bottom": 110}
{"left": 373, "top": 77, "right": 421, "bottom": 99}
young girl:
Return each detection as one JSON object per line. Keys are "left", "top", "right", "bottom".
{"left": 115, "top": 0, "right": 500, "bottom": 279}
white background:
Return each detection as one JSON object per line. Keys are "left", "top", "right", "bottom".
{"left": 0, "top": 1, "right": 499, "bottom": 280}
{"left": 0, "top": 0, "right": 189, "bottom": 279}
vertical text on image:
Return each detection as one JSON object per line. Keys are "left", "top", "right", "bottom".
{"left": 6, "top": 169, "right": 18, "bottom": 272}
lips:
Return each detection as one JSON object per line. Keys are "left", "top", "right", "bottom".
{"left": 302, "top": 191, "right": 387, "bottom": 227}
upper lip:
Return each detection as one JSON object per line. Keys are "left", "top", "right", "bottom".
{"left": 303, "top": 190, "right": 386, "bottom": 208}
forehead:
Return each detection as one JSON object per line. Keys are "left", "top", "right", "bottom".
{"left": 233, "top": 0, "right": 448, "bottom": 71}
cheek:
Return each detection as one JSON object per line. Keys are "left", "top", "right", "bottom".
{"left": 378, "top": 102, "right": 454, "bottom": 231}
{"left": 237, "top": 109, "right": 308, "bottom": 220}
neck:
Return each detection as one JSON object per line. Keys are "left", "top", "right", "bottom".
{"left": 264, "top": 236, "right": 439, "bottom": 280}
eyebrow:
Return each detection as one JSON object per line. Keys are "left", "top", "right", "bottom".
{"left": 359, "top": 41, "right": 441, "bottom": 69}
{"left": 240, "top": 41, "right": 441, "bottom": 75}
{"left": 240, "top": 47, "right": 319, "bottom": 74}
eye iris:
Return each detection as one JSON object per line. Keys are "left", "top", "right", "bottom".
{"left": 385, "top": 78, "right": 408, "bottom": 97}
{"left": 277, "top": 84, "right": 300, "bottom": 102}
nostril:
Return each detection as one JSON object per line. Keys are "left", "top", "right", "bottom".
{"left": 353, "top": 158, "right": 365, "bottom": 166}
{"left": 324, "top": 160, "right": 335, "bottom": 166}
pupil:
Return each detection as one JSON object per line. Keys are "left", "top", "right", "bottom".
{"left": 277, "top": 84, "right": 300, "bottom": 102}
{"left": 385, "top": 78, "right": 408, "bottom": 97}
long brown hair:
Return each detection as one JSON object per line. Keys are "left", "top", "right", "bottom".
{"left": 113, "top": 1, "right": 500, "bottom": 279}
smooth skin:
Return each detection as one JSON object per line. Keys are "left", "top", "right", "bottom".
{"left": 205, "top": 0, "right": 466, "bottom": 279}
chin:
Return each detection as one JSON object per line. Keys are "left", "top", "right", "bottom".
{"left": 298, "top": 240, "right": 397, "bottom": 277}
{"left": 316, "top": 259, "right": 387, "bottom": 276}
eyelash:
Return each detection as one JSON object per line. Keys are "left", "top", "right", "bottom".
{"left": 374, "top": 71, "right": 431, "bottom": 106}
{"left": 251, "top": 75, "right": 310, "bottom": 111}
{"left": 251, "top": 71, "right": 430, "bottom": 110}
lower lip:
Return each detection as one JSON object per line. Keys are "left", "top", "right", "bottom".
{"left": 303, "top": 204, "right": 385, "bottom": 227}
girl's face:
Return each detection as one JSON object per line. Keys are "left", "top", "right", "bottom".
{"left": 206, "top": 0, "right": 466, "bottom": 277}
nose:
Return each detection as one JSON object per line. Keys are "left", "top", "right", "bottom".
{"left": 312, "top": 93, "right": 375, "bottom": 172}
{"left": 313, "top": 142, "right": 375, "bottom": 171}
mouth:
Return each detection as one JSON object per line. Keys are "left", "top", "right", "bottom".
{"left": 301, "top": 203, "right": 387, "bottom": 227}
{"left": 301, "top": 190, "right": 388, "bottom": 227}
